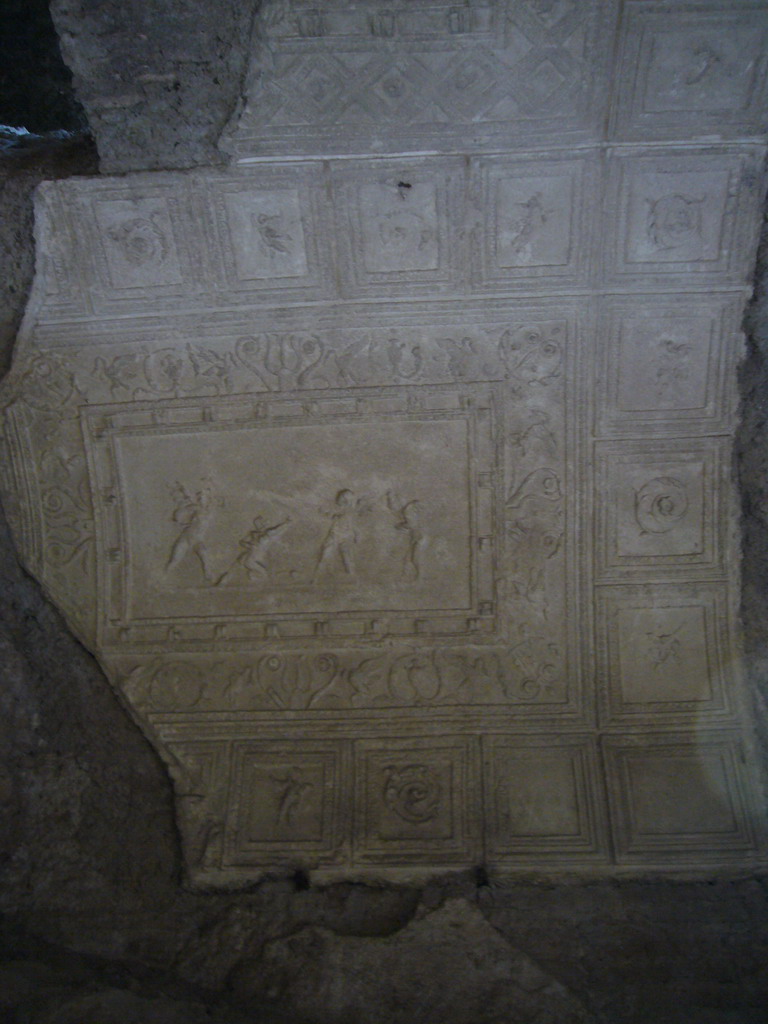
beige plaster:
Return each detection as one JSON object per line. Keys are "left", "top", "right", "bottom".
{"left": 2, "top": 0, "right": 768, "bottom": 884}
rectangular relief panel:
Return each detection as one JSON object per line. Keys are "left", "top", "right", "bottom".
{"left": 224, "top": 739, "right": 349, "bottom": 869}
{"left": 227, "top": 0, "right": 614, "bottom": 158}
{"left": 610, "top": 3, "right": 768, "bottom": 142}
{"left": 352, "top": 736, "right": 481, "bottom": 866}
{"left": 204, "top": 163, "right": 334, "bottom": 302}
{"left": 594, "top": 438, "right": 727, "bottom": 581}
{"left": 603, "top": 147, "right": 764, "bottom": 289}
{"left": 602, "top": 732, "right": 761, "bottom": 867}
{"left": 596, "top": 582, "right": 735, "bottom": 725}
{"left": 330, "top": 157, "right": 467, "bottom": 298}
{"left": 469, "top": 153, "right": 597, "bottom": 292}
{"left": 85, "top": 384, "right": 496, "bottom": 646}
{"left": 595, "top": 295, "right": 744, "bottom": 437}
{"left": 483, "top": 735, "right": 609, "bottom": 867}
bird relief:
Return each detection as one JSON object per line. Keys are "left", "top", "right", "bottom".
{"left": 225, "top": 190, "right": 309, "bottom": 279}
{"left": 252, "top": 210, "right": 294, "bottom": 261}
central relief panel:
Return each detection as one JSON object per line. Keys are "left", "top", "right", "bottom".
{"left": 90, "top": 388, "right": 489, "bottom": 639}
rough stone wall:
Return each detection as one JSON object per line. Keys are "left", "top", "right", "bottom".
{"left": 739, "top": 207, "right": 768, "bottom": 787}
{"left": 2, "top": 3, "right": 768, "bottom": 1023}
{"left": 49, "top": 0, "right": 260, "bottom": 172}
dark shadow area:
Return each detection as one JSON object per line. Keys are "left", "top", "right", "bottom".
{"left": 0, "top": 0, "right": 87, "bottom": 133}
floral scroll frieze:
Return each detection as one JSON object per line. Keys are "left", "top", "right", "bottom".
{"left": 119, "top": 639, "right": 565, "bottom": 715}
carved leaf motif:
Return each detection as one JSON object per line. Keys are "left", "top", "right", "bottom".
{"left": 39, "top": 451, "right": 94, "bottom": 575}
{"left": 15, "top": 354, "right": 83, "bottom": 414}
{"left": 499, "top": 327, "right": 563, "bottom": 389}
{"left": 504, "top": 468, "right": 564, "bottom": 601}
{"left": 500, "top": 637, "right": 562, "bottom": 700}
{"left": 187, "top": 344, "right": 233, "bottom": 393}
{"left": 92, "top": 353, "right": 145, "bottom": 398}
{"left": 256, "top": 652, "right": 342, "bottom": 710}
{"left": 388, "top": 653, "right": 441, "bottom": 704}
{"left": 123, "top": 661, "right": 206, "bottom": 711}
{"left": 233, "top": 333, "right": 329, "bottom": 390}
{"left": 141, "top": 347, "right": 185, "bottom": 396}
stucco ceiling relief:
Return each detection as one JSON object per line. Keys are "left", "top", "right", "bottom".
{"left": 1, "top": 0, "right": 767, "bottom": 884}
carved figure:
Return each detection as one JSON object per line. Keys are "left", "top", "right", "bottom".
{"left": 646, "top": 625, "right": 683, "bottom": 670}
{"left": 634, "top": 476, "right": 689, "bottom": 535}
{"left": 190, "top": 814, "right": 223, "bottom": 869}
{"left": 296, "top": 9, "right": 325, "bottom": 37}
{"left": 528, "top": 0, "right": 569, "bottom": 23}
{"left": 440, "top": 335, "right": 494, "bottom": 381}
{"left": 216, "top": 514, "right": 291, "bottom": 585}
{"left": 165, "top": 482, "right": 218, "bottom": 584}
{"left": 447, "top": 6, "right": 473, "bottom": 33}
{"left": 271, "top": 770, "right": 313, "bottom": 827}
{"left": 505, "top": 192, "right": 547, "bottom": 263}
{"left": 369, "top": 10, "right": 395, "bottom": 36}
{"left": 646, "top": 194, "right": 704, "bottom": 251}
{"left": 386, "top": 491, "right": 425, "bottom": 580}
{"left": 313, "top": 489, "right": 369, "bottom": 580}
{"left": 386, "top": 335, "right": 422, "bottom": 379}
{"left": 172, "top": 752, "right": 224, "bottom": 870}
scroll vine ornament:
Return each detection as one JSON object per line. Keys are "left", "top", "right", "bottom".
{"left": 11, "top": 353, "right": 84, "bottom": 415}
{"left": 41, "top": 468, "right": 93, "bottom": 573}
{"left": 3, "top": 353, "right": 95, "bottom": 591}
{"left": 504, "top": 467, "right": 564, "bottom": 602}
{"left": 119, "top": 643, "right": 562, "bottom": 716}
{"left": 85, "top": 323, "right": 564, "bottom": 405}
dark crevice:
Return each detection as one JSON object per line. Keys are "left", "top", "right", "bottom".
{"left": 0, "top": 0, "right": 89, "bottom": 134}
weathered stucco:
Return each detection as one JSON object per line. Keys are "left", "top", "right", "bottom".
{"left": 2, "top": 1, "right": 768, "bottom": 1021}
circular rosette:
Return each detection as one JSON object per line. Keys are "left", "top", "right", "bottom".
{"left": 383, "top": 764, "right": 442, "bottom": 823}
{"left": 634, "top": 476, "right": 689, "bottom": 534}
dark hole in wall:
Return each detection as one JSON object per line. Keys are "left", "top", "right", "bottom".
{"left": 0, "top": 0, "right": 88, "bottom": 133}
